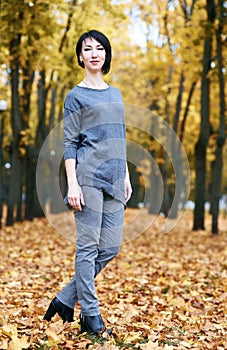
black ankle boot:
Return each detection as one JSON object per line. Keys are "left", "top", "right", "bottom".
{"left": 43, "top": 297, "right": 74, "bottom": 323}
{"left": 80, "top": 314, "right": 112, "bottom": 336}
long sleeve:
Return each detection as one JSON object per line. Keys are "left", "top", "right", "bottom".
{"left": 63, "top": 107, "right": 81, "bottom": 160}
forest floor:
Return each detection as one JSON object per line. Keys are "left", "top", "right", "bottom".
{"left": 0, "top": 208, "right": 226, "bottom": 350}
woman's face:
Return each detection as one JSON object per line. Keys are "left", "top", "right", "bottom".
{"left": 80, "top": 37, "right": 106, "bottom": 74}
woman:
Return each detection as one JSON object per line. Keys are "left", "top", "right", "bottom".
{"left": 43, "top": 30, "right": 132, "bottom": 335}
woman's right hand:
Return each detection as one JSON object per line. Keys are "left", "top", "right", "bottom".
{"left": 67, "top": 183, "right": 85, "bottom": 211}
{"left": 65, "top": 159, "right": 84, "bottom": 211}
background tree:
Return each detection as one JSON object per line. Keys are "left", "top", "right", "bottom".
{"left": 5, "top": 0, "right": 24, "bottom": 225}
{"left": 193, "top": 0, "right": 216, "bottom": 230}
{"left": 209, "top": 0, "right": 226, "bottom": 234}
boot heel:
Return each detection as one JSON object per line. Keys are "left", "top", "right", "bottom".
{"left": 43, "top": 301, "right": 57, "bottom": 321}
{"left": 80, "top": 314, "right": 88, "bottom": 333}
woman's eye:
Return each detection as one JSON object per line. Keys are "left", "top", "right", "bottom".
{"left": 83, "top": 47, "right": 104, "bottom": 52}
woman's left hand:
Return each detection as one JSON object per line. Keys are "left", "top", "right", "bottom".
{"left": 125, "top": 176, "right": 132, "bottom": 203}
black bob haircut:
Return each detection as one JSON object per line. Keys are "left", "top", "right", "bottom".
{"left": 76, "top": 30, "right": 112, "bottom": 75}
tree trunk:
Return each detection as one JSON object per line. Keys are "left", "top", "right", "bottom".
{"left": 48, "top": 84, "right": 62, "bottom": 214}
{"left": 36, "top": 70, "right": 48, "bottom": 146}
{"left": 127, "top": 163, "right": 142, "bottom": 208}
{"left": 25, "top": 150, "right": 37, "bottom": 220}
{"left": 31, "top": 69, "right": 49, "bottom": 218}
{"left": 0, "top": 116, "right": 4, "bottom": 228}
{"left": 22, "top": 66, "right": 35, "bottom": 220}
{"left": 16, "top": 157, "right": 24, "bottom": 222}
{"left": 169, "top": 72, "right": 184, "bottom": 219}
{"left": 210, "top": 0, "right": 226, "bottom": 234}
{"left": 57, "top": 86, "right": 66, "bottom": 124}
{"left": 149, "top": 116, "right": 162, "bottom": 214}
{"left": 22, "top": 64, "right": 35, "bottom": 129}
{"left": 179, "top": 81, "right": 197, "bottom": 143}
{"left": 194, "top": 141, "right": 207, "bottom": 230}
{"left": 6, "top": 33, "right": 23, "bottom": 226}
{"left": 210, "top": 145, "right": 223, "bottom": 234}
{"left": 193, "top": 0, "right": 216, "bottom": 230}
{"left": 149, "top": 152, "right": 163, "bottom": 215}
{"left": 149, "top": 166, "right": 162, "bottom": 214}
{"left": 178, "top": 81, "right": 197, "bottom": 213}
{"left": 160, "top": 66, "right": 173, "bottom": 216}
{"left": 16, "top": 65, "right": 34, "bottom": 222}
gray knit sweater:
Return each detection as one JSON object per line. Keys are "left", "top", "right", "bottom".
{"left": 63, "top": 85, "right": 126, "bottom": 205}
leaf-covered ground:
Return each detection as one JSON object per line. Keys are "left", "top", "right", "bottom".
{"left": 0, "top": 209, "right": 226, "bottom": 349}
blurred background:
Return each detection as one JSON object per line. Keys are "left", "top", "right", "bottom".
{"left": 0, "top": 0, "right": 226, "bottom": 234}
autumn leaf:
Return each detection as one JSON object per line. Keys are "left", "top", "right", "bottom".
{"left": 8, "top": 335, "right": 30, "bottom": 350}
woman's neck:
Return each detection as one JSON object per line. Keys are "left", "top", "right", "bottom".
{"left": 80, "top": 72, "right": 108, "bottom": 89}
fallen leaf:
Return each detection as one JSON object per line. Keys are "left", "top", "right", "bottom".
{"left": 8, "top": 335, "right": 30, "bottom": 350}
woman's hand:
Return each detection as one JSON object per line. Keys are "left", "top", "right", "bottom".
{"left": 65, "top": 159, "right": 84, "bottom": 211}
{"left": 125, "top": 176, "right": 132, "bottom": 203}
{"left": 125, "top": 163, "right": 132, "bottom": 203}
{"left": 68, "top": 182, "right": 85, "bottom": 211}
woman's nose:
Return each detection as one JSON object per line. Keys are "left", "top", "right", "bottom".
{"left": 91, "top": 49, "right": 98, "bottom": 57}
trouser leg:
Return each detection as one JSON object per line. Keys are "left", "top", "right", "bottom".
{"left": 57, "top": 187, "right": 124, "bottom": 315}
{"left": 95, "top": 195, "right": 124, "bottom": 275}
{"left": 76, "top": 244, "right": 100, "bottom": 316}
{"left": 94, "top": 246, "right": 120, "bottom": 276}
{"left": 56, "top": 275, "right": 78, "bottom": 309}
{"left": 57, "top": 186, "right": 102, "bottom": 310}
{"left": 57, "top": 186, "right": 103, "bottom": 308}
{"left": 57, "top": 247, "right": 119, "bottom": 309}
{"left": 57, "top": 246, "right": 120, "bottom": 310}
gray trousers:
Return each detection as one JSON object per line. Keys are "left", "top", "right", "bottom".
{"left": 57, "top": 186, "right": 124, "bottom": 316}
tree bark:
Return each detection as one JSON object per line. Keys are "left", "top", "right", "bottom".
{"left": 169, "top": 72, "right": 185, "bottom": 218}
{"left": 6, "top": 32, "right": 23, "bottom": 226}
{"left": 25, "top": 150, "right": 37, "bottom": 220}
{"left": 210, "top": 0, "right": 226, "bottom": 234}
{"left": 23, "top": 66, "right": 35, "bottom": 220}
{"left": 160, "top": 66, "right": 173, "bottom": 216}
{"left": 0, "top": 115, "right": 4, "bottom": 228}
{"left": 16, "top": 64, "right": 35, "bottom": 222}
{"left": 127, "top": 162, "right": 142, "bottom": 208}
{"left": 149, "top": 117, "right": 163, "bottom": 215}
{"left": 31, "top": 69, "right": 49, "bottom": 218}
{"left": 179, "top": 81, "right": 197, "bottom": 143}
{"left": 193, "top": 0, "right": 216, "bottom": 230}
